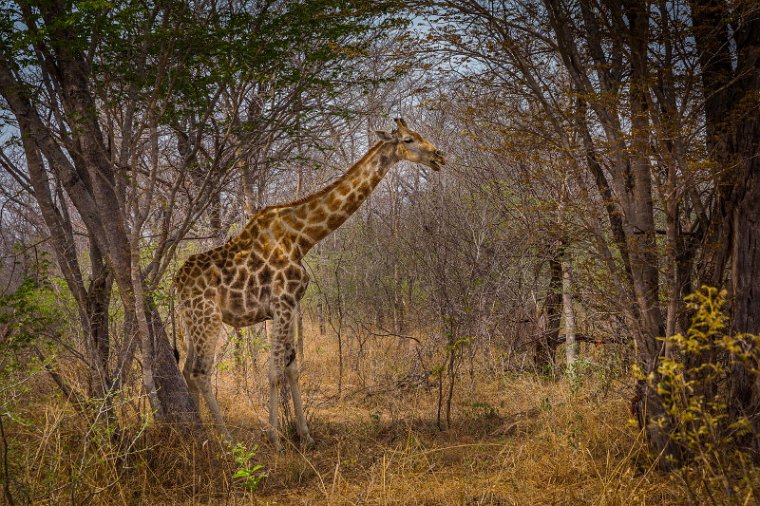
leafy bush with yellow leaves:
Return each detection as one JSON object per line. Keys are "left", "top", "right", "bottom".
{"left": 640, "top": 286, "right": 760, "bottom": 502}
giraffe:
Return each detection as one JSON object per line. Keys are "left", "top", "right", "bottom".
{"left": 174, "top": 118, "right": 445, "bottom": 450}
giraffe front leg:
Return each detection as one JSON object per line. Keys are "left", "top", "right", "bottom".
{"left": 267, "top": 352, "right": 284, "bottom": 452}
{"left": 267, "top": 302, "right": 296, "bottom": 452}
{"left": 285, "top": 353, "right": 314, "bottom": 447}
{"left": 295, "top": 301, "right": 305, "bottom": 363}
{"left": 268, "top": 299, "right": 314, "bottom": 451}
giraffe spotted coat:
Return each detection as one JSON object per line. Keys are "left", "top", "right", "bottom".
{"left": 174, "top": 118, "right": 445, "bottom": 450}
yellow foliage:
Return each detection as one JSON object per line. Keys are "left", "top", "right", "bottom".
{"left": 646, "top": 286, "right": 760, "bottom": 502}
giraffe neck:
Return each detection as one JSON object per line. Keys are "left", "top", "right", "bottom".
{"left": 291, "top": 141, "right": 398, "bottom": 254}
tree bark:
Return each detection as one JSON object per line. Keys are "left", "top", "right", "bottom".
{"left": 534, "top": 244, "right": 563, "bottom": 372}
{"left": 689, "top": 0, "right": 760, "bottom": 447}
{"left": 561, "top": 253, "right": 576, "bottom": 377}
{"left": 622, "top": 0, "right": 670, "bottom": 458}
{"left": 147, "top": 305, "right": 199, "bottom": 425}
{"left": 731, "top": 167, "right": 760, "bottom": 448}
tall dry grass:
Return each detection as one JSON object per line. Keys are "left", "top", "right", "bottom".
{"left": 1, "top": 322, "right": 755, "bottom": 505}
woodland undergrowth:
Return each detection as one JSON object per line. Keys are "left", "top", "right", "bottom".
{"left": 0, "top": 317, "right": 758, "bottom": 505}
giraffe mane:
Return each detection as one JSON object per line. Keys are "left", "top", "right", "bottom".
{"left": 252, "top": 140, "right": 389, "bottom": 215}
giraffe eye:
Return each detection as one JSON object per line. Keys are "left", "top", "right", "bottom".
{"left": 403, "top": 137, "right": 414, "bottom": 143}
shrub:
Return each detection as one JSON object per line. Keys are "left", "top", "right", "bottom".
{"left": 640, "top": 286, "right": 760, "bottom": 502}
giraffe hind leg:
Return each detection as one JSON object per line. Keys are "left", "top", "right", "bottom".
{"left": 195, "top": 371, "right": 230, "bottom": 439}
{"left": 177, "top": 311, "right": 201, "bottom": 411}
{"left": 182, "top": 344, "right": 201, "bottom": 412}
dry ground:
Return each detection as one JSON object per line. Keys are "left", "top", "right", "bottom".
{"left": 5, "top": 323, "right": 730, "bottom": 505}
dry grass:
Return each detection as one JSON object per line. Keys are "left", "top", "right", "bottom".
{"left": 1, "top": 324, "right": 739, "bottom": 505}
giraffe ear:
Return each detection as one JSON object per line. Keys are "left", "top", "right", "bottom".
{"left": 375, "top": 130, "right": 395, "bottom": 142}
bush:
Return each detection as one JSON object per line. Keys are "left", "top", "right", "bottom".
{"left": 640, "top": 287, "right": 760, "bottom": 502}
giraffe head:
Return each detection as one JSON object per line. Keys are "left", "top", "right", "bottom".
{"left": 375, "top": 118, "right": 446, "bottom": 171}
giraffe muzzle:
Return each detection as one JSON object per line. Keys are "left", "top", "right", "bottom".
{"left": 429, "top": 152, "right": 446, "bottom": 171}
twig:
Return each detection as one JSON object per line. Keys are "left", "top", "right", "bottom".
{"left": 33, "top": 347, "right": 87, "bottom": 415}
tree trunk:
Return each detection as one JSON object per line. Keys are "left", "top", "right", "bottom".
{"left": 534, "top": 245, "right": 563, "bottom": 372}
{"left": 561, "top": 253, "right": 576, "bottom": 378}
{"left": 621, "top": 0, "right": 670, "bottom": 458}
{"left": 86, "top": 244, "right": 113, "bottom": 399}
{"left": 689, "top": 0, "right": 760, "bottom": 449}
{"left": 731, "top": 168, "right": 760, "bottom": 448}
{"left": 147, "top": 305, "right": 200, "bottom": 425}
